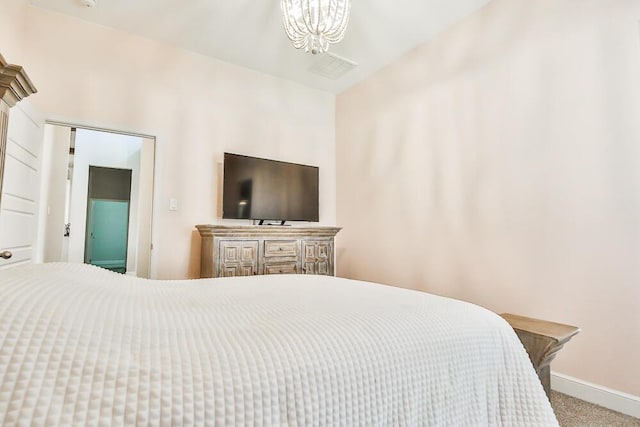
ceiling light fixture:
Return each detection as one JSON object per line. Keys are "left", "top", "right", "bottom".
{"left": 281, "top": 0, "right": 351, "bottom": 55}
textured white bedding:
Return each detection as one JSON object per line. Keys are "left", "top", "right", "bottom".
{"left": 0, "top": 263, "right": 557, "bottom": 426}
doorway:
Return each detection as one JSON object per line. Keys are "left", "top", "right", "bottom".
{"left": 39, "top": 125, "right": 155, "bottom": 277}
{"left": 84, "top": 166, "right": 132, "bottom": 273}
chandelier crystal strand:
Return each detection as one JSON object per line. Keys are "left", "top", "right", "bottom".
{"left": 281, "top": 0, "right": 351, "bottom": 54}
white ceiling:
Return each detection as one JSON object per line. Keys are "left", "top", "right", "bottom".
{"left": 29, "top": 0, "right": 490, "bottom": 93}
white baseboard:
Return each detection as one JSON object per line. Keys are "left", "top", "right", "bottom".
{"left": 551, "top": 372, "right": 640, "bottom": 419}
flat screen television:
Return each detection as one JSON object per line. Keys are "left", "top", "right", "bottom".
{"left": 222, "top": 153, "right": 319, "bottom": 222}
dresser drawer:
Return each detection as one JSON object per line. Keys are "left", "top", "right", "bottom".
{"left": 263, "top": 240, "right": 298, "bottom": 258}
{"left": 221, "top": 240, "right": 258, "bottom": 263}
{"left": 264, "top": 262, "right": 299, "bottom": 275}
{"left": 218, "top": 240, "right": 259, "bottom": 277}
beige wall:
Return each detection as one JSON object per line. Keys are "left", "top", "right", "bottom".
{"left": 0, "top": 0, "right": 25, "bottom": 61}
{"left": 1, "top": 0, "right": 336, "bottom": 279}
{"left": 337, "top": 0, "right": 640, "bottom": 396}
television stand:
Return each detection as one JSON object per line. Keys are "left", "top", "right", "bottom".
{"left": 196, "top": 225, "right": 341, "bottom": 278}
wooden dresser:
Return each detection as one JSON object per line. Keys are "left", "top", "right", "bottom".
{"left": 196, "top": 225, "right": 341, "bottom": 278}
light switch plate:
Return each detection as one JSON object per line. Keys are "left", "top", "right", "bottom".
{"left": 169, "top": 198, "right": 178, "bottom": 211}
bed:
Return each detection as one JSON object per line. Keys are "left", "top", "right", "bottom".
{"left": 0, "top": 263, "right": 557, "bottom": 426}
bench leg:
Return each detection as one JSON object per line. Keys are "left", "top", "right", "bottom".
{"left": 501, "top": 314, "right": 580, "bottom": 400}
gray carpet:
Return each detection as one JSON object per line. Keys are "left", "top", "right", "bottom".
{"left": 551, "top": 391, "right": 640, "bottom": 427}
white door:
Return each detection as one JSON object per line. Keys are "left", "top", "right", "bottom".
{"left": 0, "top": 100, "right": 44, "bottom": 269}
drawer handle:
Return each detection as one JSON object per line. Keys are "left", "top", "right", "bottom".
{"left": 278, "top": 247, "right": 283, "bottom": 251}
{"left": 0, "top": 251, "right": 12, "bottom": 260}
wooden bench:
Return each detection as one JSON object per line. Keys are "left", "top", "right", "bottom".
{"left": 500, "top": 313, "right": 580, "bottom": 398}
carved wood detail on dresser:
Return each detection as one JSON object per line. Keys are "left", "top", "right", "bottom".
{"left": 196, "top": 225, "right": 341, "bottom": 278}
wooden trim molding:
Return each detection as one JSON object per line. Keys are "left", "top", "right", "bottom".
{"left": 0, "top": 53, "right": 37, "bottom": 107}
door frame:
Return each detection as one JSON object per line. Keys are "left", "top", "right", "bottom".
{"left": 45, "top": 120, "right": 157, "bottom": 278}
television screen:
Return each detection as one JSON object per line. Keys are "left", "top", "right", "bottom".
{"left": 222, "top": 153, "right": 319, "bottom": 222}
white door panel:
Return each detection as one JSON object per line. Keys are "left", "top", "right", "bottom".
{"left": 0, "top": 193, "right": 35, "bottom": 214}
{"left": 0, "top": 211, "right": 35, "bottom": 247}
{"left": 0, "top": 247, "right": 31, "bottom": 269}
{"left": 2, "top": 153, "right": 39, "bottom": 200}
{"left": 0, "top": 100, "right": 44, "bottom": 269}
{"left": 6, "top": 103, "right": 42, "bottom": 156}
{"left": 6, "top": 140, "right": 40, "bottom": 170}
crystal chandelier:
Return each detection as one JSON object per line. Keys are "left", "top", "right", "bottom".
{"left": 281, "top": 0, "right": 351, "bottom": 55}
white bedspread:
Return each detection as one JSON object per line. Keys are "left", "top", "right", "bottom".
{"left": 0, "top": 263, "right": 557, "bottom": 426}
